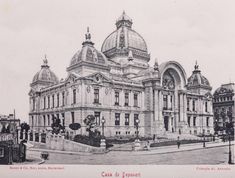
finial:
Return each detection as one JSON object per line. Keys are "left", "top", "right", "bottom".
{"left": 154, "top": 58, "right": 159, "bottom": 71}
{"left": 128, "top": 50, "right": 133, "bottom": 61}
{"left": 194, "top": 60, "right": 199, "bottom": 70}
{"left": 43, "top": 54, "right": 48, "bottom": 65}
{"left": 85, "top": 27, "right": 91, "bottom": 40}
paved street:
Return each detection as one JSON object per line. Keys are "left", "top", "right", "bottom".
{"left": 28, "top": 145, "right": 234, "bottom": 165}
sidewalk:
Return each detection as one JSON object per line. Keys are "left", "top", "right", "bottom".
{"left": 133, "top": 141, "right": 234, "bottom": 155}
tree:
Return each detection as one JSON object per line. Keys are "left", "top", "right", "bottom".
{"left": 1, "top": 125, "right": 7, "bottom": 133}
{"left": 69, "top": 123, "right": 81, "bottom": 131}
{"left": 83, "top": 115, "right": 100, "bottom": 145}
{"left": 20, "top": 122, "right": 30, "bottom": 140}
{"left": 51, "top": 118, "right": 64, "bottom": 134}
{"left": 20, "top": 122, "right": 30, "bottom": 132}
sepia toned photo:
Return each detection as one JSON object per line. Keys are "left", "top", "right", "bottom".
{"left": 0, "top": 0, "right": 235, "bottom": 177}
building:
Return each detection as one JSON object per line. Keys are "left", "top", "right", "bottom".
{"left": 0, "top": 114, "right": 20, "bottom": 134}
{"left": 29, "top": 12, "right": 214, "bottom": 138}
{"left": 213, "top": 83, "right": 235, "bottom": 134}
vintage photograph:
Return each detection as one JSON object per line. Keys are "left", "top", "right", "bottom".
{"left": 0, "top": 0, "right": 234, "bottom": 168}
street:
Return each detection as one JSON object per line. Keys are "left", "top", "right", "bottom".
{"left": 28, "top": 145, "right": 234, "bottom": 165}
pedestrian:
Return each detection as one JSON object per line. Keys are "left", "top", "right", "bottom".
{"left": 177, "top": 136, "right": 180, "bottom": 149}
{"left": 153, "top": 134, "right": 155, "bottom": 142}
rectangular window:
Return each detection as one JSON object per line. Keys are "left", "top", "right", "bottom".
{"left": 62, "top": 92, "right": 65, "bottom": 106}
{"left": 57, "top": 93, "right": 60, "bottom": 107}
{"left": 73, "top": 89, "right": 76, "bottom": 104}
{"left": 125, "top": 113, "right": 130, "bottom": 126}
{"left": 48, "top": 96, "right": 50, "bottom": 108}
{"left": 0, "top": 148, "right": 4, "bottom": 158}
{"left": 94, "top": 112, "right": 101, "bottom": 125}
{"left": 205, "top": 102, "right": 208, "bottom": 112}
{"left": 206, "top": 117, "right": 209, "bottom": 127}
{"left": 134, "top": 93, "right": 138, "bottom": 107}
{"left": 32, "top": 98, "right": 35, "bottom": 111}
{"left": 52, "top": 94, "right": 55, "bottom": 108}
{"left": 187, "top": 99, "right": 190, "bottom": 111}
{"left": 188, "top": 116, "right": 191, "bottom": 127}
{"left": 43, "top": 115, "right": 46, "bottom": 127}
{"left": 192, "top": 100, "right": 195, "bottom": 111}
{"left": 62, "top": 113, "right": 65, "bottom": 126}
{"left": 71, "top": 112, "right": 74, "bottom": 124}
{"left": 163, "top": 95, "right": 167, "bottom": 110}
{"left": 124, "top": 93, "right": 129, "bottom": 106}
{"left": 115, "top": 113, "right": 120, "bottom": 126}
{"left": 193, "top": 117, "right": 196, "bottom": 126}
{"left": 32, "top": 116, "right": 34, "bottom": 127}
{"left": 94, "top": 89, "right": 99, "bottom": 103}
{"left": 134, "top": 114, "right": 139, "bottom": 126}
{"left": 44, "top": 97, "right": 46, "bottom": 109}
{"left": 47, "top": 115, "right": 50, "bottom": 126}
{"left": 115, "top": 91, "right": 119, "bottom": 105}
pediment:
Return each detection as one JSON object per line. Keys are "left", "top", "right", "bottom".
{"left": 64, "top": 72, "right": 80, "bottom": 84}
{"left": 85, "top": 72, "right": 112, "bottom": 83}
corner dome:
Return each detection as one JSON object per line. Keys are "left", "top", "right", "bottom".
{"left": 68, "top": 28, "right": 108, "bottom": 69}
{"left": 187, "top": 62, "right": 211, "bottom": 89}
{"left": 101, "top": 11, "right": 150, "bottom": 61}
{"left": 214, "top": 83, "right": 235, "bottom": 95}
{"left": 31, "top": 57, "right": 59, "bottom": 86}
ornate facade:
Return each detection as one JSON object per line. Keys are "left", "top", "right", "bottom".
{"left": 213, "top": 83, "right": 235, "bottom": 134}
{"left": 29, "top": 12, "right": 214, "bottom": 138}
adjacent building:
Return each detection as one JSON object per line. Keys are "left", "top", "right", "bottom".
{"left": 0, "top": 114, "right": 20, "bottom": 134}
{"left": 29, "top": 12, "right": 214, "bottom": 138}
{"left": 213, "top": 83, "right": 235, "bottom": 134}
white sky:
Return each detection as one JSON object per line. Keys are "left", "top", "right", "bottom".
{"left": 0, "top": 0, "right": 235, "bottom": 122}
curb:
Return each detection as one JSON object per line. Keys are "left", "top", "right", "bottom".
{"left": 133, "top": 142, "right": 234, "bottom": 155}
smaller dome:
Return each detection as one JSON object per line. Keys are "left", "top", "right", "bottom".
{"left": 187, "top": 62, "right": 211, "bottom": 88}
{"left": 69, "top": 28, "right": 108, "bottom": 68}
{"left": 214, "top": 83, "right": 235, "bottom": 95}
{"left": 32, "top": 57, "right": 59, "bottom": 85}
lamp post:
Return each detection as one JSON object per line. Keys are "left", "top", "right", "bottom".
{"left": 134, "top": 118, "right": 141, "bottom": 151}
{"left": 228, "top": 131, "right": 232, "bottom": 164}
{"left": 135, "top": 118, "right": 140, "bottom": 139}
{"left": 100, "top": 116, "right": 106, "bottom": 149}
{"left": 203, "top": 129, "right": 206, "bottom": 148}
{"left": 101, "top": 116, "right": 105, "bottom": 139}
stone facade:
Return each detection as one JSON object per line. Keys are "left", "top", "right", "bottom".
{"left": 29, "top": 12, "right": 214, "bottom": 138}
{"left": 213, "top": 83, "right": 235, "bottom": 134}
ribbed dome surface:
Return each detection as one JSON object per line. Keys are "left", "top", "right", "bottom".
{"left": 32, "top": 59, "right": 59, "bottom": 85}
{"left": 101, "top": 27, "right": 148, "bottom": 52}
{"left": 101, "top": 11, "right": 149, "bottom": 61}
{"left": 70, "top": 45, "right": 107, "bottom": 67}
{"left": 187, "top": 63, "right": 210, "bottom": 88}
{"left": 69, "top": 28, "right": 108, "bottom": 68}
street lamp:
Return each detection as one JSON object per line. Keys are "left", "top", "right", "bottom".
{"left": 101, "top": 116, "right": 105, "bottom": 138}
{"left": 135, "top": 118, "right": 140, "bottom": 139}
{"left": 100, "top": 116, "right": 106, "bottom": 149}
{"left": 203, "top": 129, "right": 206, "bottom": 148}
{"left": 228, "top": 131, "right": 232, "bottom": 164}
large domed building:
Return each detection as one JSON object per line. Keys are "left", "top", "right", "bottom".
{"left": 29, "top": 12, "right": 214, "bottom": 138}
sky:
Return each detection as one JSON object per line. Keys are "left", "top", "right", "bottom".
{"left": 0, "top": 0, "right": 235, "bottom": 122}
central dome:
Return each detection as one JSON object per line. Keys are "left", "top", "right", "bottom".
{"left": 101, "top": 11, "right": 150, "bottom": 61}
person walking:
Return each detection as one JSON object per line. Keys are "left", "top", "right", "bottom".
{"left": 177, "top": 136, "right": 181, "bottom": 149}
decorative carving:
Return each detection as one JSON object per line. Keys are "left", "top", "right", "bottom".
{"left": 105, "top": 87, "right": 109, "bottom": 95}
{"left": 87, "top": 86, "right": 91, "bottom": 93}
{"left": 119, "top": 27, "right": 125, "bottom": 48}
{"left": 162, "top": 73, "right": 175, "bottom": 90}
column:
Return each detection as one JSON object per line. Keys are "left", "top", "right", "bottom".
{"left": 154, "top": 90, "right": 159, "bottom": 121}
{"left": 32, "top": 130, "right": 35, "bottom": 143}
{"left": 179, "top": 94, "right": 183, "bottom": 122}
{"left": 158, "top": 90, "right": 163, "bottom": 121}
{"left": 39, "top": 132, "right": 42, "bottom": 143}
{"left": 183, "top": 94, "right": 187, "bottom": 122}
